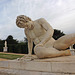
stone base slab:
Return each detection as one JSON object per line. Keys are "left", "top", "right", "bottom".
{"left": 0, "top": 56, "right": 75, "bottom": 75}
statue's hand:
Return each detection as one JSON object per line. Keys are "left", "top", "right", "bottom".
{"left": 18, "top": 54, "right": 34, "bottom": 61}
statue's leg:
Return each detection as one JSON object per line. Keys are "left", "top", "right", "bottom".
{"left": 54, "top": 33, "right": 75, "bottom": 50}
{"left": 34, "top": 46, "right": 71, "bottom": 58}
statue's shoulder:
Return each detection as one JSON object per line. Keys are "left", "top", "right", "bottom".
{"left": 38, "top": 18, "right": 46, "bottom": 21}
{"left": 36, "top": 18, "right": 47, "bottom": 23}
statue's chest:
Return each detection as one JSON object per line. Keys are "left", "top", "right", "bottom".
{"left": 28, "top": 24, "right": 43, "bottom": 38}
{"left": 33, "top": 22, "right": 45, "bottom": 36}
{"left": 28, "top": 30, "right": 36, "bottom": 39}
{"left": 26, "top": 22, "right": 46, "bottom": 39}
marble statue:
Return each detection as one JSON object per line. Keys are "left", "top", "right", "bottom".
{"left": 70, "top": 44, "right": 75, "bottom": 55}
{"left": 5, "top": 41, "right": 7, "bottom": 47}
{"left": 16, "top": 15, "right": 75, "bottom": 59}
{"left": 3, "top": 41, "right": 8, "bottom": 52}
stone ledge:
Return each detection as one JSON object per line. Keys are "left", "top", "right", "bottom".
{"left": 52, "top": 62, "right": 75, "bottom": 73}
{"left": 0, "top": 60, "right": 51, "bottom": 72}
{"left": 0, "top": 56, "right": 75, "bottom": 74}
{"left": 0, "top": 68, "right": 67, "bottom": 75}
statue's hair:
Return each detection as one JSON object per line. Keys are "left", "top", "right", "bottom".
{"left": 16, "top": 15, "right": 31, "bottom": 28}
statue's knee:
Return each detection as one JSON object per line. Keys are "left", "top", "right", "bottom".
{"left": 34, "top": 47, "right": 44, "bottom": 58}
{"left": 34, "top": 47, "right": 40, "bottom": 56}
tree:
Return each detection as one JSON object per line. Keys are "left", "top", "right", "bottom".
{"left": 5, "top": 35, "right": 29, "bottom": 54}
{"left": 53, "top": 29, "right": 65, "bottom": 40}
{"left": 0, "top": 39, "right": 5, "bottom": 52}
{"left": 6, "top": 35, "right": 13, "bottom": 40}
{"left": 24, "top": 37, "right": 28, "bottom": 42}
{"left": 6, "top": 35, "right": 18, "bottom": 44}
{"left": 73, "top": 44, "right": 75, "bottom": 49}
{"left": 6, "top": 35, "right": 18, "bottom": 52}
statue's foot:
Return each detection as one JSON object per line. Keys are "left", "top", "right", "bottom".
{"left": 65, "top": 50, "right": 71, "bottom": 56}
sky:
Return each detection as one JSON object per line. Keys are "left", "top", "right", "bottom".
{"left": 0, "top": 0, "right": 75, "bottom": 41}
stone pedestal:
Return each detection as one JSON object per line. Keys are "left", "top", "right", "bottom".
{"left": 3, "top": 47, "right": 8, "bottom": 52}
{"left": 0, "top": 55, "right": 75, "bottom": 75}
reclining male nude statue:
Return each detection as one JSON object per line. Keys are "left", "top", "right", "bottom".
{"left": 16, "top": 15, "right": 75, "bottom": 59}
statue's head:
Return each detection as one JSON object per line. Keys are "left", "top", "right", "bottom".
{"left": 16, "top": 15, "right": 31, "bottom": 28}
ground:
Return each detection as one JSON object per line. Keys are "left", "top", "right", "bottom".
{"left": 0, "top": 52, "right": 24, "bottom": 60}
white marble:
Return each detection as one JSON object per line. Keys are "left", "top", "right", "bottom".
{"left": 3, "top": 41, "right": 8, "bottom": 52}
{"left": 16, "top": 15, "right": 75, "bottom": 59}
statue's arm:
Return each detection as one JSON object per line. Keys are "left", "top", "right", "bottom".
{"left": 25, "top": 31, "right": 33, "bottom": 56}
{"left": 39, "top": 18, "right": 54, "bottom": 45}
{"left": 28, "top": 38, "right": 33, "bottom": 56}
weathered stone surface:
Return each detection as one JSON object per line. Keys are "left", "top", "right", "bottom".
{"left": 0, "top": 56, "right": 75, "bottom": 75}
{"left": 0, "top": 68, "right": 41, "bottom": 75}
{"left": 64, "top": 74, "right": 69, "bottom": 75}
{"left": 52, "top": 62, "right": 75, "bottom": 73}
{"left": 41, "top": 72, "right": 63, "bottom": 75}
{"left": 0, "top": 61, "right": 9, "bottom": 67}
{"left": 24, "top": 71, "right": 41, "bottom": 75}
{"left": 34, "top": 55, "right": 75, "bottom": 62}
{"left": 0, "top": 68, "right": 69, "bottom": 75}
{"left": 0, "top": 60, "right": 51, "bottom": 72}
{"left": 16, "top": 15, "right": 75, "bottom": 59}
{"left": 23, "top": 61, "right": 51, "bottom": 72}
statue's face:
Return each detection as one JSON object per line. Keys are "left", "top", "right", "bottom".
{"left": 17, "top": 15, "right": 31, "bottom": 22}
{"left": 16, "top": 15, "right": 31, "bottom": 28}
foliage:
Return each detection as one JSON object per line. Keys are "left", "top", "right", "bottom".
{"left": 6, "top": 35, "right": 18, "bottom": 44}
{"left": 73, "top": 44, "right": 75, "bottom": 49}
{"left": 0, "top": 39, "right": 5, "bottom": 52}
{"left": 53, "top": 29, "right": 65, "bottom": 40}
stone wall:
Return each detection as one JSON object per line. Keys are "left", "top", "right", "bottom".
{"left": 0, "top": 56, "right": 75, "bottom": 75}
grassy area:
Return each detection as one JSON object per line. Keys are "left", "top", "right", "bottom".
{"left": 0, "top": 53, "right": 24, "bottom": 60}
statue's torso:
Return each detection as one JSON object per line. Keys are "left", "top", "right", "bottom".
{"left": 25, "top": 20, "right": 55, "bottom": 46}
